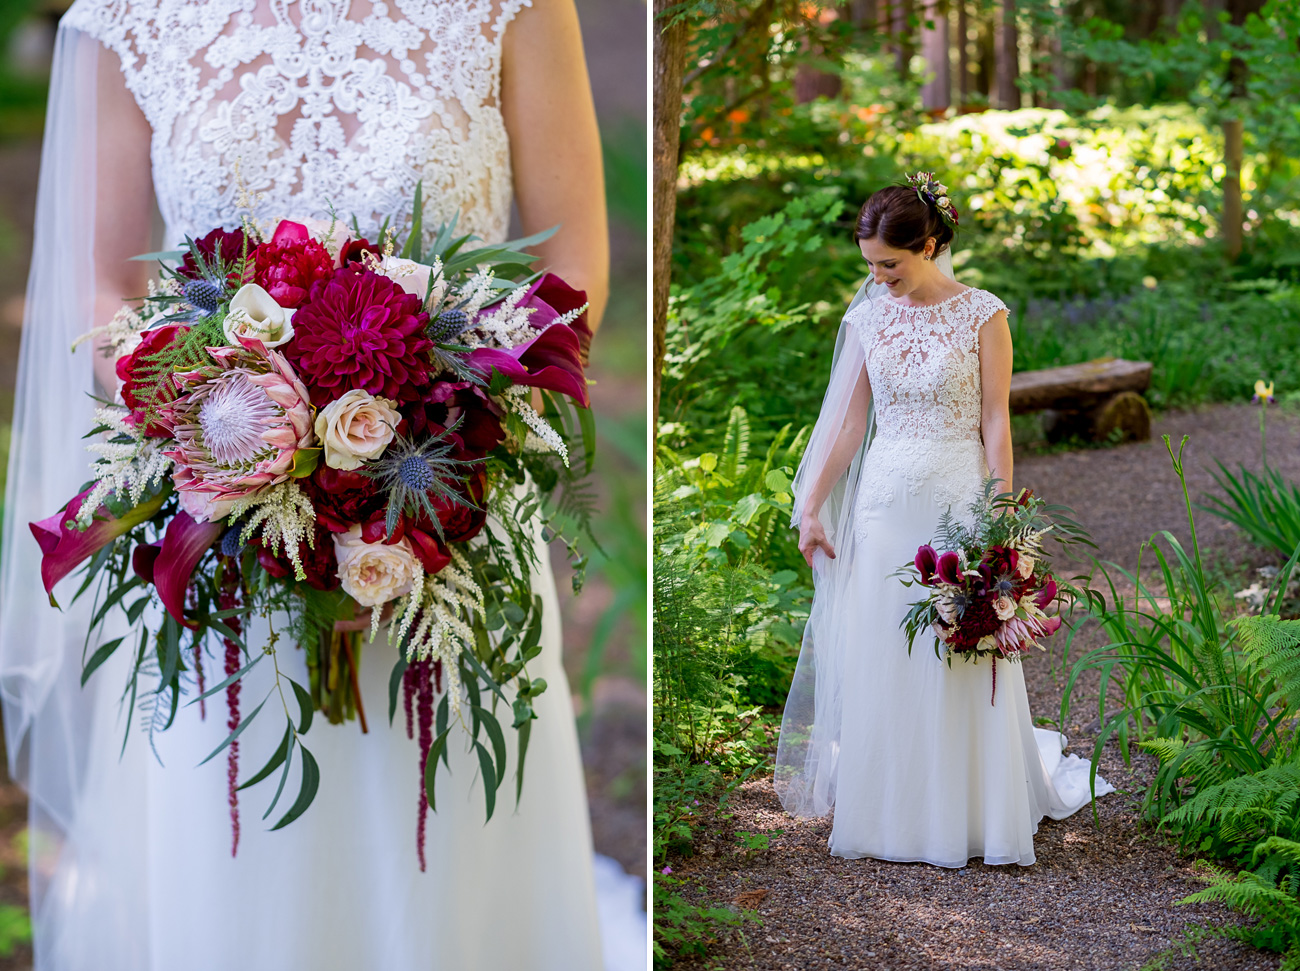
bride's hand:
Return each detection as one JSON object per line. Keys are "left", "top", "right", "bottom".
{"left": 334, "top": 602, "right": 395, "bottom": 632}
{"left": 798, "top": 518, "right": 836, "bottom": 568}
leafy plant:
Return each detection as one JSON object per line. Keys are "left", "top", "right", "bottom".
{"left": 1064, "top": 436, "right": 1297, "bottom": 818}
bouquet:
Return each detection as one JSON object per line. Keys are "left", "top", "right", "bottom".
{"left": 31, "top": 189, "right": 595, "bottom": 867}
{"left": 895, "top": 481, "right": 1090, "bottom": 704}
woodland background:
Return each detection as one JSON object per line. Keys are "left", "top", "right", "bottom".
{"left": 650, "top": 1, "right": 1300, "bottom": 968}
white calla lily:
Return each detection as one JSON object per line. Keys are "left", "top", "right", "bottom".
{"left": 224, "top": 283, "right": 295, "bottom": 348}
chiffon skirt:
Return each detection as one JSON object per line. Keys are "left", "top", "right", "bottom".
{"left": 33, "top": 536, "right": 605, "bottom": 970}
{"left": 829, "top": 468, "right": 1114, "bottom": 867}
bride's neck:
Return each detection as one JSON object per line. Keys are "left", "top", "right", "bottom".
{"left": 890, "top": 266, "right": 963, "bottom": 307}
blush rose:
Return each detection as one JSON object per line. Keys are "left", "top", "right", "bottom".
{"left": 314, "top": 389, "right": 401, "bottom": 470}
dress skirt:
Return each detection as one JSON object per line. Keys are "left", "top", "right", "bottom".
{"left": 829, "top": 445, "right": 1112, "bottom": 867}
{"left": 35, "top": 531, "right": 604, "bottom": 971}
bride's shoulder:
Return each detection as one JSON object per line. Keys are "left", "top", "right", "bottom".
{"left": 955, "top": 286, "right": 1010, "bottom": 321}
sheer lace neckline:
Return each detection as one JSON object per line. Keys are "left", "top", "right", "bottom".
{"left": 883, "top": 286, "right": 975, "bottom": 312}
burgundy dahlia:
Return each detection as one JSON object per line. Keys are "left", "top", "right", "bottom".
{"left": 429, "top": 465, "right": 488, "bottom": 544}
{"left": 948, "top": 594, "right": 1001, "bottom": 651}
{"left": 252, "top": 225, "right": 336, "bottom": 309}
{"left": 285, "top": 266, "right": 432, "bottom": 406}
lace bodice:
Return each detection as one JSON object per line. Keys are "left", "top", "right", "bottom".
{"left": 64, "top": 0, "right": 529, "bottom": 246}
{"left": 848, "top": 287, "right": 1009, "bottom": 538}
{"left": 850, "top": 287, "right": 1009, "bottom": 443}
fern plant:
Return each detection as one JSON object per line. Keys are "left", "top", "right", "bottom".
{"left": 1063, "top": 436, "right": 1298, "bottom": 819}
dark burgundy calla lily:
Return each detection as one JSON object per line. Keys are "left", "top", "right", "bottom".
{"left": 914, "top": 544, "right": 938, "bottom": 585}
{"left": 133, "top": 542, "right": 163, "bottom": 585}
{"left": 467, "top": 324, "right": 589, "bottom": 406}
{"left": 527, "top": 273, "right": 592, "bottom": 365}
{"left": 981, "top": 545, "right": 1019, "bottom": 579}
{"left": 31, "top": 489, "right": 167, "bottom": 604}
{"left": 465, "top": 273, "right": 591, "bottom": 407}
{"left": 935, "top": 551, "right": 964, "bottom": 586}
{"left": 1034, "top": 577, "right": 1058, "bottom": 610}
{"left": 155, "top": 512, "right": 224, "bottom": 628}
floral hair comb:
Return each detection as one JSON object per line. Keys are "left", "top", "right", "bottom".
{"left": 905, "top": 171, "right": 959, "bottom": 228}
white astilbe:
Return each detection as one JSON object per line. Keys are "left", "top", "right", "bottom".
{"left": 75, "top": 406, "right": 173, "bottom": 527}
{"left": 501, "top": 387, "right": 568, "bottom": 467}
{"left": 228, "top": 481, "right": 316, "bottom": 580}
{"left": 72, "top": 305, "right": 150, "bottom": 358}
{"left": 453, "top": 268, "right": 499, "bottom": 318}
{"left": 393, "top": 552, "right": 485, "bottom": 719}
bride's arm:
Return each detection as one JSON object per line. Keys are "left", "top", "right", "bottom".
{"left": 91, "top": 47, "right": 155, "bottom": 397}
{"left": 979, "top": 310, "right": 1014, "bottom": 494}
{"left": 500, "top": 0, "right": 609, "bottom": 333}
{"left": 797, "top": 365, "right": 872, "bottom": 567}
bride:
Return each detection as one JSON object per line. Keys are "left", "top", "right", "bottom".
{"left": 0, "top": 1, "right": 622, "bottom": 968}
{"left": 775, "top": 176, "right": 1114, "bottom": 867}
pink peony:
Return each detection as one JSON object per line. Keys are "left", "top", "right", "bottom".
{"left": 252, "top": 221, "right": 337, "bottom": 309}
{"left": 284, "top": 266, "right": 432, "bottom": 406}
{"left": 163, "top": 339, "right": 315, "bottom": 503}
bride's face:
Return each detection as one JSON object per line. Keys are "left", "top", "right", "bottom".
{"left": 858, "top": 237, "right": 933, "bottom": 296}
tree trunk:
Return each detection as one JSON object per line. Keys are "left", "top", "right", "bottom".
{"left": 920, "top": 0, "right": 951, "bottom": 112}
{"left": 995, "top": 0, "right": 1019, "bottom": 109}
{"left": 1222, "top": 115, "right": 1244, "bottom": 263}
{"left": 889, "top": 0, "right": 914, "bottom": 79}
{"left": 652, "top": 0, "right": 686, "bottom": 448}
{"left": 957, "top": 0, "right": 969, "bottom": 107}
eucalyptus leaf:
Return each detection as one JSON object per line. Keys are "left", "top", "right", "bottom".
{"left": 238, "top": 721, "right": 293, "bottom": 791}
{"left": 269, "top": 745, "right": 320, "bottom": 830}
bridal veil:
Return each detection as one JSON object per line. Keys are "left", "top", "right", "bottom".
{"left": 775, "top": 248, "right": 956, "bottom": 818}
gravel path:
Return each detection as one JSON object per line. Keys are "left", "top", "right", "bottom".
{"left": 663, "top": 403, "right": 1300, "bottom": 971}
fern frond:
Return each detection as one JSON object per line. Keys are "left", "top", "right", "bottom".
{"left": 720, "top": 405, "right": 750, "bottom": 481}
{"left": 1236, "top": 615, "right": 1300, "bottom": 712}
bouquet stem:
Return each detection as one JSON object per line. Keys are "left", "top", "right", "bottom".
{"left": 340, "top": 632, "right": 369, "bottom": 734}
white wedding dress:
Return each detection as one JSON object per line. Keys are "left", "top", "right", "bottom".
{"left": 777, "top": 283, "right": 1114, "bottom": 867}
{"left": 0, "top": 2, "right": 633, "bottom": 968}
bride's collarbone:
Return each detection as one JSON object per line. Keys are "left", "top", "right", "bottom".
{"left": 885, "top": 283, "right": 975, "bottom": 309}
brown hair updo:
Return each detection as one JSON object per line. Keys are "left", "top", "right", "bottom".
{"left": 853, "top": 185, "right": 955, "bottom": 255}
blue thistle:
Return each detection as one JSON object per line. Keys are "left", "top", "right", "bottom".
{"left": 362, "top": 421, "right": 478, "bottom": 540}
{"left": 185, "top": 278, "right": 226, "bottom": 316}
{"left": 398, "top": 454, "right": 438, "bottom": 491}
{"left": 428, "top": 308, "right": 471, "bottom": 343}
{"left": 220, "top": 524, "right": 244, "bottom": 558}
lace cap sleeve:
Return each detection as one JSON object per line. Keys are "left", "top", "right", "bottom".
{"left": 966, "top": 289, "right": 1010, "bottom": 351}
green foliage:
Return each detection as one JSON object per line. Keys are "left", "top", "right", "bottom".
{"left": 1063, "top": 435, "right": 1300, "bottom": 958}
{"left": 1066, "top": 438, "right": 1296, "bottom": 814}
{"left": 653, "top": 870, "right": 759, "bottom": 969}
{"left": 0, "top": 903, "right": 30, "bottom": 957}
{"left": 652, "top": 756, "right": 766, "bottom": 968}
{"left": 1202, "top": 459, "right": 1300, "bottom": 563}
{"left": 663, "top": 192, "right": 849, "bottom": 445}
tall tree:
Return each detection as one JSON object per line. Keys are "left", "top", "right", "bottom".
{"left": 921, "top": 0, "right": 951, "bottom": 112}
{"left": 653, "top": 0, "right": 686, "bottom": 446}
{"left": 995, "top": 0, "right": 1020, "bottom": 108}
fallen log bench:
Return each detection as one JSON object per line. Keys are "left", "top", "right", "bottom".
{"left": 1008, "top": 357, "right": 1153, "bottom": 443}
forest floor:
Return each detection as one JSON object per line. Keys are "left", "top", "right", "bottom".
{"left": 664, "top": 402, "right": 1300, "bottom": 971}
